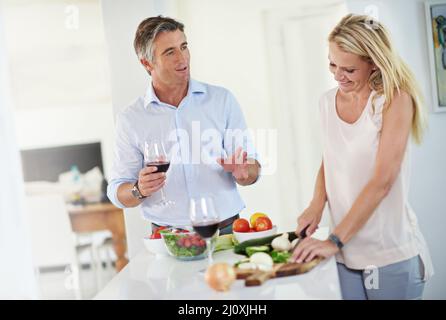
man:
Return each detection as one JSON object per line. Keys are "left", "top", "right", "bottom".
{"left": 107, "top": 16, "right": 261, "bottom": 235}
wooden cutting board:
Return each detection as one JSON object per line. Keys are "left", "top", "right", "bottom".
{"left": 235, "top": 257, "right": 324, "bottom": 287}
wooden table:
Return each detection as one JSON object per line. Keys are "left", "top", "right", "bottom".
{"left": 68, "top": 203, "right": 128, "bottom": 272}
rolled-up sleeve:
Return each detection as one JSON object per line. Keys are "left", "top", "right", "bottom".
{"left": 107, "top": 111, "right": 144, "bottom": 208}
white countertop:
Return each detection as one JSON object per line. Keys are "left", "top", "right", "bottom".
{"left": 94, "top": 228, "right": 342, "bottom": 300}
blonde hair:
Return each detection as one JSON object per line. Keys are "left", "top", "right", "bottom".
{"left": 328, "top": 14, "right": 427, "bottom": 144}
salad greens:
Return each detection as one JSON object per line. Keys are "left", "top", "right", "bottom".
{"left": 162, "top": 233, "right": 206, "bottom": 257}
{"left": 270, "top": 250, "right": 292, "bottom": 263}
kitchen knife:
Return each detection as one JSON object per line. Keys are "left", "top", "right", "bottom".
{"left": 292, "top": 224, "right": 310, "bottom": 250}
{"left": 287, "top": 224, "right": 310, "bottom": 263}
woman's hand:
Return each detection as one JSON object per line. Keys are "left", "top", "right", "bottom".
{"left": 291, "top": 238, "right": 339, "bottom": 263}
{"left": 296, "top": 205, "right": 323, "bottom": 238}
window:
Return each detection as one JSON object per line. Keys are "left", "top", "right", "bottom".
{"left": 2, "top": 0, "right": 111, "bottom": 110}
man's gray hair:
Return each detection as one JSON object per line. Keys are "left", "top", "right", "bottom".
{"left": 134, "top": 15, "right": 185, "bottom": 63}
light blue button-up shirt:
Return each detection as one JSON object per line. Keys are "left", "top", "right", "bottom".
{"left": 107, "top": 79, "right": 260, "bottom": 226}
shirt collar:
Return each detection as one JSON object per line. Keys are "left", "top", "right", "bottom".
{"left": 143, "top": 79, "right": 206, "bottom": 110}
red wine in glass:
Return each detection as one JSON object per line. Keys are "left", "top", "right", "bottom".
{"left": 192, "top": 221, "right": 219, "bottom": 239}
{"left": 145, "top": 161, "right": 170, "bottom": 173}
{"left": 144, "top": 140, "right": 173, "bottom": 207}
{"left": 189, "top": 197, "right": 219, "bottom": 265}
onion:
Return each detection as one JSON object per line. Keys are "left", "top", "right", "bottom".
{"left": 204, "top": 262, "right": 236, "bottom": 292}
{"left": 271, "top": 233, "right": 292, "bottom": 251}
{"left": 249, "top": 252, "right": 274, "bottom": 266}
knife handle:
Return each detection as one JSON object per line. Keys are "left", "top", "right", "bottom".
{"left": 299, "top": 224, "right": 310, "bottom": 239}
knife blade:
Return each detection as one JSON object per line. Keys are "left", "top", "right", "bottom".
{"left": 288, "top": 224, "right": 310, "bottom": 260}
{"left": 296, "top": 224, "right": 310, "bottom": 243}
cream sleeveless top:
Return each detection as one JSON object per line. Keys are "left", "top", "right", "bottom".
{"left": 319, "top": 87, "right": 434, "bottom": 280}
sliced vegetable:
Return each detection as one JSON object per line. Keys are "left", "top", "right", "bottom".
{"left": 249, "top": 252, "right": 273, "bottom": 267}
{"left": 237, "top": 262, "right": 257, "bottom": 270}
{"left": 234, "top": 258, "right": 250, "bottom": 268}
{"left": 214, "top": 234, "right": 235, "bottom": 252}
{"left": 245, "top": 245, "right": 271, "bottom": 257}
{"left": 258, "top": 264, "right": 273, "bottom": 271}
{"left": 233, "top": 231, "right": 298, "bottom": 255}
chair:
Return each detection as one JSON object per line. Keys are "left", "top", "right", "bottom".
{"left": 25, "top": 194, "right": 96, "bottom": 299}
{"left": 123, "top": 206, "right": 151, "bottom": 260}
{"left": 79, "top": 231, "right": 115, "bottom": 289}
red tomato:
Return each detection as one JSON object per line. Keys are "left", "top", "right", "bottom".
{"left": 150, "top": 232, "right": 161, "bottom": 239}
{"left": 248, "top": 228, "right": 256, "bottom": 233}
{"left": 174, "top": 229, "right": 189, "bottom": 234}
{"left": 232, "top": 218, "right": 250, "bottom": 232}
{"left": 255, "top": 216, "right": 273, "bottom": 232}
{"left": 150, "top": 226, "right": 168, "bottom": 239}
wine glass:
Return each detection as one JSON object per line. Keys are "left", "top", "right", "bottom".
{"left": 144, "top": 139, "right": 174, "bottom": 207}
{"left": 189, "top": 197, "right": 220, "bottom": 266}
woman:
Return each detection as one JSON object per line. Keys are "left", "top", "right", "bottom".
{"left": 291, "top": 14, "right": 434, "bottom": 300}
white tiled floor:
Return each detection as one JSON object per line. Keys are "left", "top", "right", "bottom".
{"left": 36, "top": 265, "right": 116, "bottom": 300}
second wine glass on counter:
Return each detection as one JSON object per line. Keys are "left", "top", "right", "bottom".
{"left": 144, "top": 139, "right": 174, "bottom": 207}
{"left": 189, "top": 197, "right": 220, "bottom": 266}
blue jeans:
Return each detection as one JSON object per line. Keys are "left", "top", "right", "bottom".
{"left": 337, "top": 255, "right": 426, "bottom": 300}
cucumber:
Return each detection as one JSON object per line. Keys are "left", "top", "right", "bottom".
{"left": 233, "top": 231, "right": 298, "bottom": 255}
{"left": 245, "top": 245, "right": 270, "bottom": 257}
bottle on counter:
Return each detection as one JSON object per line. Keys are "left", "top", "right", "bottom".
{"left": 70, "top": 165, "right": 84, "bottom": 205}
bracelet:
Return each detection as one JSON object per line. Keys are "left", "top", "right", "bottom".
{"left": 328, "top": 233, "right": 344, "bottom": 249}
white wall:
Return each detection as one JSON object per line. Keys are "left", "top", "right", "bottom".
{"left": 177, "top": 0, "right": 335, "bottom": 231}
{"left": 8, "top": 0, "right": 116, "bottom": 180}
{"left": 100, "top": 0, "right": 178, "bottom": 259}
{"left": 347, "top": 0, "right": 446, "bottom": 300}
{"left": 178, "top": 0, "right": 281, "bottom": 224}
{"left": 101, "top": 0, "right": 174, "bottom": 116}
{"left": 0, "top": 0, "right": 39, "bottom": 298}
